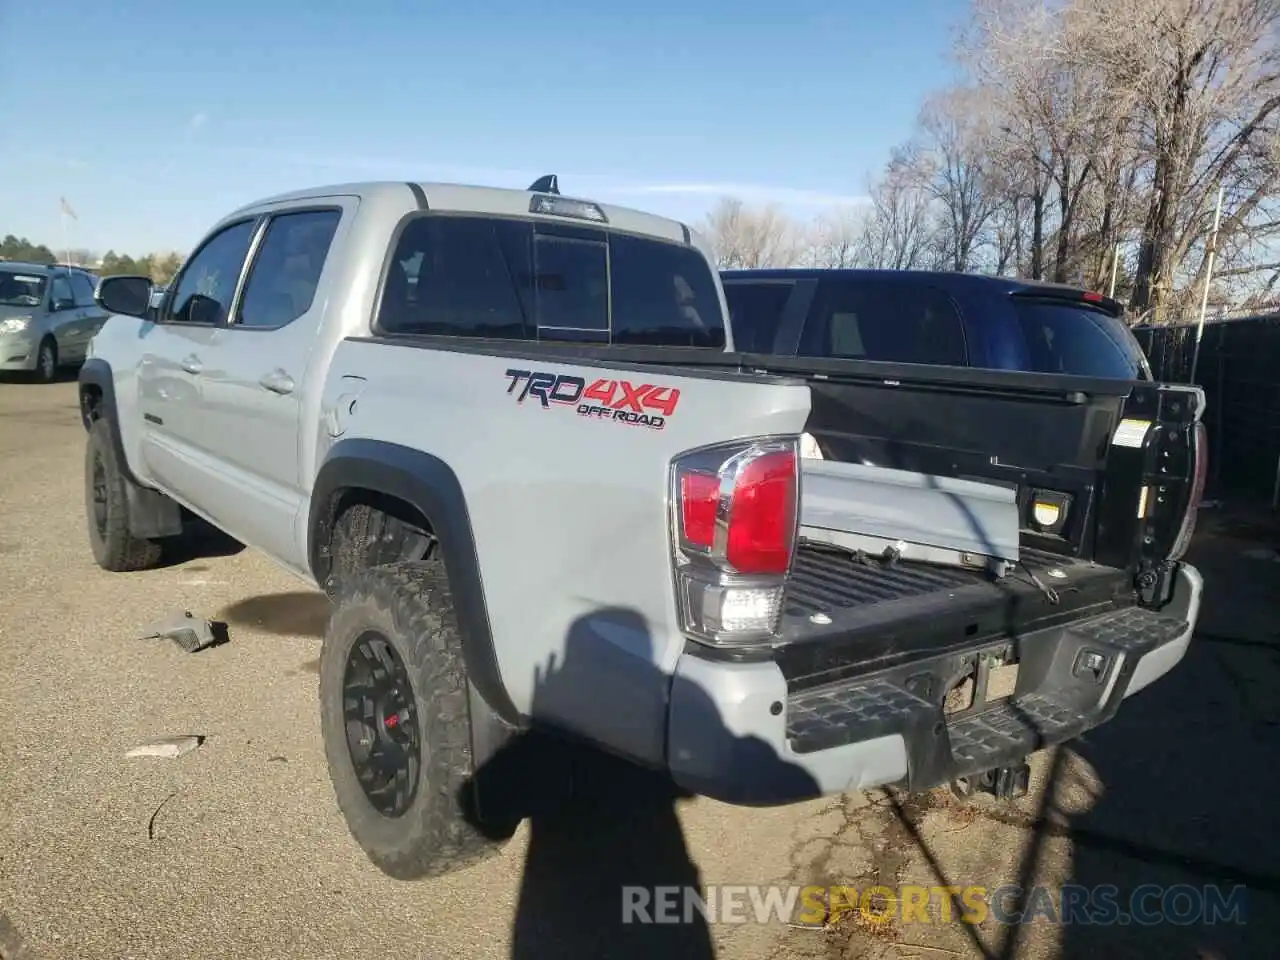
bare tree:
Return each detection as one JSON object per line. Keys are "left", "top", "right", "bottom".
{"left": 701, "top": 197, "right": 803, "bottom": 268}
{"left": 1074, "top": 0, "right": 1280, "bottom": 321}
{"left": 916, "top": 87, "right": 999, "bottom": 271}
{"left": 858, "top": 148, "right": 941, "bottom": 270}
{"left": 800, "top": 207, "right": 867, "bottom": 268}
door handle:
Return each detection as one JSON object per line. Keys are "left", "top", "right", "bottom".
{"left": 180, "top": 354, "right": 203, "bottom": 374}
{"left": 259, "top": 369, "right": 296, "bottom": 395}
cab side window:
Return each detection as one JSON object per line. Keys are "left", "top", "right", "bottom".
{"left": 167, "top": 219, "right": 258, "bottom": 325}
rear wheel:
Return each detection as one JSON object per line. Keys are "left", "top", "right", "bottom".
{"left": 319, "top": 560, "right": 516, "bottom": 879}
{"left": 34, "top": 338, "right": 57, "bottom": 383}
{"left": 84, "top": 418, "right": 163, "bottom": 571}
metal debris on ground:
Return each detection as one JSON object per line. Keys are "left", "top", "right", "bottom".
{"left": 133, "top": 610, "right": 227, "bottom": 653}
{"left": 125, "top": 736, "right": 206, "bottom": 760}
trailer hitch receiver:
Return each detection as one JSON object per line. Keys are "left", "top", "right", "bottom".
{"left": 951, "top": 761, "right": 1031, "bottom": 802}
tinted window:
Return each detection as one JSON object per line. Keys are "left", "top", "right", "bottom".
{"left": 168, "top": 219, "right": 258, "bottom": 325}
{"left": 236, "top": 209, "right": 341, "bottom": 328}
{"left": 49, "top": 275, "right": 74, "bottom": 309}
{"left": 379, "top": 216, "right": 530, "bottom": 339}
{"left": 611, "top": 233, "right": 724, "bottom": 348}
{"left": 1013, "top": 300, "right": 1150, "bottom": 380}
{"left": 70, "top": 272, "right": 96, "bottom": 307}
{"left": 377, "top": 215, "right": 727, "bottom": 347}
{"left": 799, "top": 280, "right": 967, "bottom": 365}
{"left": 723, "top": 282, "right": 793, "bottom": 352}
{"left": 534, "top": 233, "right": 608, "bottom": 334}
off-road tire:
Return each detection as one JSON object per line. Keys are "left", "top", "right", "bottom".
{"left": 34, "top": 338, "right": 57, "bottom": 384}
{"left": 84, "top": 417, "right": 164, "bottom": 572}
{"left": 320, "top": 559, "right": 513, "bottom": 880}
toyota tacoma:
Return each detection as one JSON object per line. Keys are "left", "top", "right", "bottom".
{"left": 79, "top": 176, "right": 1207, "bottom": 879}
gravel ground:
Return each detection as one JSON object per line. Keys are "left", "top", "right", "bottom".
{"left": 2, "top": 376, "right": 1277, "bottom": 960}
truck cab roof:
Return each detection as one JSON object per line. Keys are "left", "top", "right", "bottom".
{"left": 227, "top": 180, "right": 703, "bottom": 252}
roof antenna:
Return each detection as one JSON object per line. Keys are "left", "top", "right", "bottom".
{"left": 528, "top": 174, "right": 559, "bottom": 195}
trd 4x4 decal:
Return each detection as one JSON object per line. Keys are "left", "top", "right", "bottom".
{"left": 504, "top": 369, "right": 680, "bottom": 430}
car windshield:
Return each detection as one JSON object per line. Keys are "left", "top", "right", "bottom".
{"left": 1012, "top": 299, "right": 1152, "bottom": 380}
{"left": 0, "top": 270, "right": 48, "bottom": 307}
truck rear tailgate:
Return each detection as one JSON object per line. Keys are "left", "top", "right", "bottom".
{"left": 775, "top": 542, "right": 1131, "bottom": 690}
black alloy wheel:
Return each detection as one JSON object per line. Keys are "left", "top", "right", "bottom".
{"left": 342, "top": 630, "right": 422, "bottom": 818}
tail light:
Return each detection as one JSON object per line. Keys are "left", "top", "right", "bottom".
{"left": 670, "top": 438, "right": 799, "bottom": 647}
{"left": 1168, "top": 420, "right": 1208, "bottom": 561}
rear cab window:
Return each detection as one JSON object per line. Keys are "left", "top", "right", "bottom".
{"left": 377, "top": 215, "right": 725, "bottom": 348}
{"left": 798, "top": 278, "right": 968, "bottom": 365}
{"left": 1011, "top": 298, "right": 1151, "bottom": 380}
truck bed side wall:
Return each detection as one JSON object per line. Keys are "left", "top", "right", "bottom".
{"left": 324, "top": 339, "right": 812, "bottom": 765}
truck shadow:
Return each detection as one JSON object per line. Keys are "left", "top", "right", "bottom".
{"left": 461, "top": 607, "right": 823, "bottom": 960}
{"left": 873, "top": 519, "right": 1280, "bottom": 959}
{"left": 217, "top": 592, "right": 331, "bottom": 639}
{"left": 154, "top": 515, "right": 246, "bottom": 568}
{"left": 1049, "top": 521, "right": 1280, "bottom": 959}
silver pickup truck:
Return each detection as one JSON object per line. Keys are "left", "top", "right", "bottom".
{"left": 79, "top": 177, "right": 1206, "bottom": 880}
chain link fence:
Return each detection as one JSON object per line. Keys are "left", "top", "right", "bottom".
{"left": 1133, "top": 313, "right": 1280, "bottom": 505}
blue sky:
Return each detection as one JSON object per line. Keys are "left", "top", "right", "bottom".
{"left": 0, "top": 0, "right": 964, "bottom": 256}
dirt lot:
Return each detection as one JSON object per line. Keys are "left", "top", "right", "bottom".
{"left": 2, "top": 378, "right": 1279, "bottom": 960}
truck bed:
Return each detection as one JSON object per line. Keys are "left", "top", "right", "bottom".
{"left": 775, "top": 542, "right": 1132, "bottom": 690}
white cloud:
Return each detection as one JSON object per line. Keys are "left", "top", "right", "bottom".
{"left": 186, "top": 112, "right": 208, "bottom": 133}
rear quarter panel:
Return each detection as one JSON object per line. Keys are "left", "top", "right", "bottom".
{"left": 325, "top": 340, "right": 811, "bottom": 762}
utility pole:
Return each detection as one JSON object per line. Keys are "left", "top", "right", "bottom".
{"left": 1108, "top": 242, "right": 1121, "bottom": 299}
{"left": 1189, "top": 185, "right": 1225, "bottom": 384}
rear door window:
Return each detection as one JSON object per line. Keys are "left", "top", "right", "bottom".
{"left": 798, "top": 279, "right": 968, "bottom": 365}
{"left": 1012, "top": 299, "right": 1150, "bottom": 380}
{"left": 722, "top": 282, "right": 794, "bottom": 353}
{"left": 379, "top": 216, "right": 531, "bottom": 339}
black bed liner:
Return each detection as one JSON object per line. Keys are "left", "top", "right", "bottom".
{"left": 777, "top": 543, "right": 1133, "bottom": 692}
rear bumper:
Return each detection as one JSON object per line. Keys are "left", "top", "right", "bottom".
{"left": 666, "top": 562, "right": 1202, "bottom": 805}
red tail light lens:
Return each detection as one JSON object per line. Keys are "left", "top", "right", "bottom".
{"left": 679, "top": 470, "right": 720, "bottom": 549}
{"left": 726, "top": 449, "right": 798, "bottom": 574}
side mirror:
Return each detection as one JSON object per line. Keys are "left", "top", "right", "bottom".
{"left": 52, "top": 297, "right": 76, "bottom": 312}
{"left": 95, "top": 275, "right": 154, "bottom": 319}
